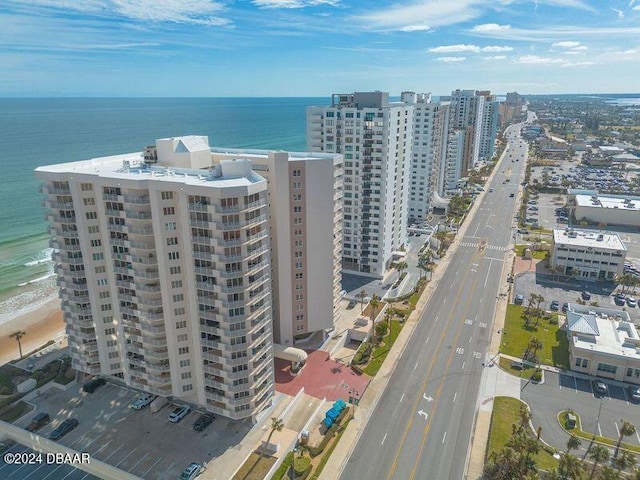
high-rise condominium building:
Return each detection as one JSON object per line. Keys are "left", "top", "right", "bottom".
{"left": 440, "top": 89, "right": 485, "bottom": 185}
{"left": 307, "top": 92, "right": 413, "bottom": 277}
{"left": 400, "top": 92, "right": 450, "bottom": 220}
{"left": 477, "top": 91, "right": 500, "bottom": 161}
{"left": 36, "top": 135, "right": 341, "bottom": 420}
{"left": 209, "top": 148, "right": 343, "bottom": 347}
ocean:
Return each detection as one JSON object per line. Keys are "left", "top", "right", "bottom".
{"left": 0, "top": 97, "right": 318, "bottom": 323}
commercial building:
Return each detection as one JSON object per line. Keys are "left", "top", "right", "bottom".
{"left": 568, "top": 191, "right": 640, "bottom": 227}
{"left": 400, "top": 92, "right": 449, "bottom": 221}
{"left": 36, "top": 135, "right": 342, "bottom": 420}
{"left": 550, "top": 228, "right": 626, "bottom": 281}
{"left": 565, "top": 304, "right": 640, "bottom": 385}
{"left": 307, "top": 92, "right": 413, "bottom": 277}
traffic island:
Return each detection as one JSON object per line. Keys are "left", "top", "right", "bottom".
{"left": 557, "top": 410, "right": 640, "bottom": 455}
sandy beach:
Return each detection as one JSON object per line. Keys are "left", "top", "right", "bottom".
{"left": 0, "top": 298, "right": 65, "bottom": 366}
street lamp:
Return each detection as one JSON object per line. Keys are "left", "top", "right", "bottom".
{"left": 289, "top": 447, "right": 299, "bottom": 480}
{"left": 348, "top": 388, "right": 360, "bottom": 414}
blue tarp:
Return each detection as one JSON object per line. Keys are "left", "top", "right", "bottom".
{"left": 323, "top": 417, "right": 333, "bottom": 428}
{"left": 333, "top": 399, "right": 346, "bottom": 411}
{"left": 326, "top": 408, "right": 340, "bottom": 420}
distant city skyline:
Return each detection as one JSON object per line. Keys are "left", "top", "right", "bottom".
{"left": 2, "top": 0, "right": 640, "bottom": 97}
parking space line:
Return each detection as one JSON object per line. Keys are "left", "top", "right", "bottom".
{"left": 60, "top": 467, "right": 79, "bottom": 480}
{"left": 128, "top": 452, "right": 150, "bottom": 473}
{"left": 615, "top": 421, "right": 620, "bottom": 439}
{"left": 116, "top": 447, "right": 138, "bottom": 467}
{"left": 141, "top": 458, "right": 163, "bottom": 478}
{"left": 102, "top": 443, "right": 125, "bottom": 462}
{"left": 597, "top": 423, "right": 602, "bottom": 437}
{"left": 635, "top": 430, "right": 640, "bottom": 444}
{"left": 92, "top": 439, "right": 112, "bottom": 456}
{"left": 41, "top": 463, "right": 66, "bottom": 480}
{"left": 573, "top": 377, "right": 578, "bottom": 393}
{"left": 622, "top": 388, "right": 630, "bottom": 405}
{"left": 160, "top": 461, "right": 176, "bottom": 478}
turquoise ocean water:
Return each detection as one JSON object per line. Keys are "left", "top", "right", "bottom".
{"left": 0, "top": 97, "right": 316, "bottom": 322}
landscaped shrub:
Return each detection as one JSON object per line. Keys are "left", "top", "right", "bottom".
{"left": 352, "top": 343, "right": 372, "bottom": 365}
{"left": 531, "top": 369, "right": 543, "bottom": 382}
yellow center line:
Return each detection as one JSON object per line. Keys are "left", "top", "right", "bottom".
{"left": 408, "top": 253, "right": 484, "bottom": 479}
{"left": 385, "top": 247, "right": 484, "bottom": 480}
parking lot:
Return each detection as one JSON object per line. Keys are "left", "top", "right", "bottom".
{"left": 17, "top": 382, "right": 253, "bottom": 479}
{"left": 522, "top": 371, "right": 640, "bottom": 456}
{"left": 0, "top": 443, "right": 100, "bottom": 480}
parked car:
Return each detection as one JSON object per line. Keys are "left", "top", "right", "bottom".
{"left": 49, "top": 418, "right": 79, "bottom": 440}
{"left": 169, "top": 405, "right": 191, "bottom": 423}
{"left": 130, "top": 393, "right": 156, "bottom": 410}
{"left": 25, "top": 412, "right": 50, "bottom": 432}
{"left": 550, "top": 300, "right": 559, "bottom": 311}
{"left": 82, "top": 377, "right": 106, "bottom": 393}
{"left": 193, "top": 413, "right": 215, "bottom": 432}
{"left": 630, "top": 386, "right": 640, "bottom": 402}
{"left": 614, "top": 293, "right": 626, "bottom": 306}
{"left": 509, "top": 193, "right": 515, "bottom": 198}
{"left": 594, "top": 381, "right": 608, "bottom": 395}
{"left": 514, "top": 294, "right": 524, "bottom": 305}
{"left": 179, "top": 463, "right": 202, "bottom": 480}
{"left": 581, "top": 291, "right": 591, "bottom": 300}
{"left": 562, "top": 303, "right": 569, "bottom": 313}
{"left": 627, "top": 297, "right": 637, "bottom": 308}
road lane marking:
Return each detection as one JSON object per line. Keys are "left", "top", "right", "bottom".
{"left": 400, "top": 393, "right": 405, "bottom": 402}
{"left": 443, "top": 298, "right": 447, "bottom": 304}
{"left": 425, "top": 336, "right": 430, "bottom": 344}
{"left": 462, "top": 361, "right": 466, "bottom": 370}
{"left": 636, "top": 430, "right": 640, "bottom": 444}
{"left": 453, "top": 392, "right": 457, "bottom": 403}
{"left": 469, "top": 336, "right": 472, "bottom": 343}
{"left": 381, "top": 433, "right": 388, "bottom": 445}
{"left": 414, "top": 362, "right": 419, "bottom": 370}
{"left": 423, "top": 394, "right": 433, "bottom": 402}
{"left": 442, "top": 432, "right": 447, "bottom": 444}
{"left": 450, "top": 283, "right": 453, "bottom": 289}
{"left": 417, "top": 410, "right": 428, "bottom": 421}
{"left": 598, "top": 423, "right": 602, "bottom": 437}
{"left": 615, "top": 422, "right": 620, "bottom": 439}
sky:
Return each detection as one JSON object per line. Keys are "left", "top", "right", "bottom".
{"left": 1, "top": 0, "right": 639, "bottom": 97}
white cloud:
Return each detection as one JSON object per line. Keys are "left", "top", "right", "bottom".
{"left": 435, "top": 56, "right": 466, "bottom": 62}
{"left": 472, "top": 23, "right": 511, "bottom": 32}
{"left": 401, "top": 25, "right": 431, "bottom": 32}
{"left": 428, "top": 44, "right": 513, "bottom": 54}
{"left": 359, "top": 1, "right": 482, "bottom": 32}
{"left": 482, "top": 45, "right": 513, "bottom": 52}
{"left": 6, "top": 0, "right": 230, "bottom": 25}
{"left": 633, "top": 5, "right": 640, "bottom": 10}
{"left": 251, "top": 0, "right": 339, "bottom": 8}
{"left": 552, "top": 41, "right": 581, "bottom": 48}
{"left": 611, "top": 8, "right": 624, "bottom": 19}
{"left": 429, "top": 44, "right": 480, "bottom": 53}
{"left": 515, "top": 55, "right": 564, "bottom": 64}
{"left": 483, "top": 55, "right": 507, "bottom": 61}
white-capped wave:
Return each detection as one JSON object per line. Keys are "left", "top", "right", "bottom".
{"left": 23, "top": 248, "right": 54, "bottom": 267}
{"left": 0, "top": 274, "right": 59, "bottom": 325}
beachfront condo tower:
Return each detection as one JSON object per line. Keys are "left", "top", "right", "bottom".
{"left": 307, "top": 92, "right": 413, "bottom": 277}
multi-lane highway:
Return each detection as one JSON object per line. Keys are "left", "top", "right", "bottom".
{"left": 340, "top": 121, "right": 530, "bottom": 480}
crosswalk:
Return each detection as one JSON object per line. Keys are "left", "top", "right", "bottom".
{"left": 457, "top": 241, "right": 508, "bottom": 252}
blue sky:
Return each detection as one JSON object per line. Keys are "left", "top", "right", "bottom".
{"left": 1, "top": 0, "right": 639, "bottom": 96}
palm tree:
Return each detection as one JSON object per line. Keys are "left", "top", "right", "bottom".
{"left": 559, "top": 453, "right": 584, "bottom": 480}
{"left": 588, "top": 444, "right": 610, "bottom": 479}
{"left": 566, "top": 434, "right": 582, "bottom": 454}
{"left": 518, "top": 405, "right": 532, "bottom": 429}
{"left": 616, "top": 273, "right": 639, "bottom": 295}
{"left": 262, "top": 417, "right": 284, "bottom": 458}
{"left": 614, "top": 420, "right": 636, "bottom": 458}
{"left": 369, "top": 295, "right": 380, "bottom": 343}
{"left": 9, "top": 331, "right": 26, "bottom": 359}
{"left": 356, "top": 289, "right": 367, "bottom": 313}
{"left": 613, "top": 449, "right": 636, "bottom": 473}
{"left": 597, "top": 466, "right": 622, "bottom": 480}
{"left": 396, "top": 261, "right": 408, "bottom": 277}
{"left": 523, "top": 336, "right": 542, "bottom": 363}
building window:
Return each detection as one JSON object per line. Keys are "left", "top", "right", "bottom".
{"left": 172, "top": 294, "right": 184, "bottom": 302}
{"left": 88, "top": 226, "right": 100, "bottom": 234}
{"left": 163, "top": 207, "right": 175, "bottom": 216}
{"left": 177, "top": 334, "right": 188, "bottom": 342}
{"left": 97, "top": 278, "right": 108, "bottom": 286}
{"left": 292, "top": 169, "right": 301, "bottom": 177}
{"left": 105, "top": 328, "right": 116, "bottom": 335}
{"left": 83, "top": 198, "right": 95, "bottom": 206}
{"left": 161, "top": 191, "right": 174, "bottom": 200}
{"left": 170, "top": 266, "right": 181, "bottom": 274}
{"left": 80, "top": 183, "right": 93, "bottom": 191}
{"left": 178, "top": 347, "right": 189, "bottom": 355}
{"left": 597, "top": 363, "right": 617, "bottom": 374}
{"left": 174, "top": 307, "right": 186, "bottom": 315}
{"left": 165, "top": 222, "right": 177, "bottom": 231}
{"left": 168, "top": 252, "right": 180, "bottom": 260}
{"left": 181, "top": 372, "right": 192, "bottom": 380}
{"left": 179, "top": 359, "right": 190, "bottom": 367}
{"left": 86, "top": 212, "right": 97, "bottom": 220}
{"left": 176, "top": 321, "right": 187, "bottom": 329}
{"left": 171, "top": 280, "right": 183, "bottom": 288}
{"left": 167, "top": 237, "right": 178, "bottom": 246}
{"left": 182, "top": 384, "right": 193, "bottom": 392}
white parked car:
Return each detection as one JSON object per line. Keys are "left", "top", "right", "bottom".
{"left": 169, "top": 405, "right": 191, "bottom": 423}
{"left": 627, "top": 297, "right": 637, "bottom": 308}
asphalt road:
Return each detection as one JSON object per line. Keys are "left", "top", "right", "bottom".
{"left": 340, "top": 123, "right": 530, "bottom": 480}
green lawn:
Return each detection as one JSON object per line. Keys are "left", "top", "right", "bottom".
{"left": 0, "top": 401, "right": 32, "bottom": 422}
{"left": 487, "top": 397, "right": 558, "bottom": 472}
{"left": 500, "top": 305, "right": 570, "bottom": 369}
{"left": 363, "top": 321, "right": 403, "bottom": 376}
{"left": 498, "top": 357, "right": 537, "bottom": 379}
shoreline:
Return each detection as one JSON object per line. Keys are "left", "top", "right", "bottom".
{"left": 0, "top": 297, "right": 65, "bottom": 367}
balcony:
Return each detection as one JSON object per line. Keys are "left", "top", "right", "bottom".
{"left": 42, "top": 185, "right": 71, "bottom": 195}
{"left": 133, "top": 269, "right": 159, "bottom": 280}
{"left": 125, "top": 211, "right": 152, "bottom": 220}
{"left": 136, "top": 283, "right": 161, "bottom": 293}
{"left": 127, "top": 225, "right": 154, "bottom": 235}
{"left": 123, "top": 195, "right": 150, "bottom": 205}
{"left": 50, "top": 226, "right": 78, "bottom": 238}
{"left": 131, "top": 255, "right": 157, "bottom": 266}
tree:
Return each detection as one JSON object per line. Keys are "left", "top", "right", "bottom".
{"left": 9, "top": 331, "right": 26, "bottom": 360}
{"left": 356, "top": 290, "right": 367, "bottom": 313}
{"left": 597, "top": 466, "right": 621, "bottom": 480}
{"left": 519, "top": 405, "right": 532, "bottom": 428}
{"left": 262, "top": 417, "right": 284, "bottom": 458}
{"left": 613, "top": 449, "right": 636, "bottom": 473}
{"left": 375, "top": 322, "right": 388, "bottom": 342}
{"left": 566, "top": 434, "right": 582, "bottom": 454}
{"left": 523, "top": 336, "right": 542, "bottom": 363}
{"left": 614, "top": 420, "right": 636, "bottom": 458}
{"left": 559, "top": 453, "right": 584, "bottom": 480}
{"left": 396, "top": 261, "right": 408, "bottom": 277}
{"left": 369, "top": 295, "right": 380, "bottom": 344}
{"left": 588, "top": 444, "right": 610, "bottom": 480}
{"left": 616, "top": 273, "right": 639, "bottom": 295}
